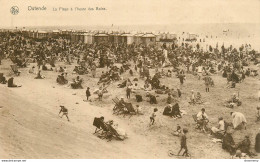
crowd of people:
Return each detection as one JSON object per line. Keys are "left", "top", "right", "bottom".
{"left": 0, "top": 30, "right": 260, "bottom": 158}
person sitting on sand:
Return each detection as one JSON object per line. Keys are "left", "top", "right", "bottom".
{"left": 71, "top": 76, "right": 83, "bottom": 89}
{"left": 222, "top": 131, "right": 236, "bottom": 155}
{"left": 146, "top": 92, "right": 157, "bottom": 104}
{"left": 166, "top": 70, "right": 172, "bottom": 77}
{"left": 167, "top": 93, "right": 173, "bottom": 104}
{"left": 0, "top": 73, "right": 7, "bottom": 84}
{"left": 7, "top": 77, "right": 21, "bottom": 88}
{"left": 172, "top": 103, "right": 182, "bottom": 118}
{"left": 59, "top": 105, "right": 70, "bottom": 122}
{"left": 57, "top": 73, "right": 68, "bottom": 85}
{"left": 196, "top": 108, "right": 209, "bottom": 132}
{"left": 236, "top": 135, "right": 252, "bottom": 157}
{"left": 211, "top": 117, "right": 225, "bottom": 135}
{"left": 195, "top": 92, "right": 203, "bottom": 104}
{"left": 163, "top": 104, "right": 172, "bottom": 116}
{"left": 28, "top": 66, "right": 35, "bottom": 74}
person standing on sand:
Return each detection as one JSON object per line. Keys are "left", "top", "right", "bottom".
{"left": 203, "top": 73, "right": 210, "bottom": 92}
{"left": 59, "top": 105, "right": 70, "bottom": 122}
{"left": 150, "top": 108, "right": 158, "bottom": 125}
{"left": 126, "top": 86, "right": 131, "bottom": 99}
{"left": 91, "top": 64, "right": 96, "bottom": 78}
{"left": 179, "top": 74, "right": 185, "bottom": 85}
{"left": 177, "top": 128, "right": 189, "bottom": 156}
{"left": 86, "top": 87, "right": 91, "bottom": 101}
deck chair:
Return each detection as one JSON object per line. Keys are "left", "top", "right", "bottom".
{"left": 105, "top": 123, "right": 124, "bottom": 141}
{"left": 112, "top": 97, "right": 121, "bottom": 114}
{"left": 10, "top": 65, "right": 21, "bottom": 76}
{"left": 192, "top": 114, "right": 209, "bottom": 131}
{"left": 93, "top": 117, "right": 109, "bottom": 137}
{"left": 123, "top": 103, "right": 136, "bottom": 117}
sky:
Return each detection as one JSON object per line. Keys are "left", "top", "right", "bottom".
{"left": 0, "top": 0, "right": 260, "bottom": 27}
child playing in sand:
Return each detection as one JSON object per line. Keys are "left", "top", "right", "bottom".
{"left": 150, "top": 108, "right": 158, "bottom": 125}
{"left": 59, "top": 105, "right": 70, "bottom": 122}
{"left": 177, "top": 128, "right": 189, "bottom": 157}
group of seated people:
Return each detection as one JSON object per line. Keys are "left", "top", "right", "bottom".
{"left": 189, "top": 90, "right": 203, "bottom": 105}
{"left": 56, "top": 73, "right": 68, "bottom": 85}
{"left": 163, "top": 103, "right": 182, "bottom": 118}
{"left": 71, "top": 76, "right": 83, "bottom": 89}
{"left": 225, "top": 93, "right": 242, "bottom": 108}
{"left": 222, "top": 133, "right": 255, "bottom": 158}
{"left": 72, "top": 65, "right": 88, "bottom": 75}
{"left": 146, "top": 92, "right": 157, "bottom": 104}
{"left": 98, "top": 67, "right": 121, "bottom": 85}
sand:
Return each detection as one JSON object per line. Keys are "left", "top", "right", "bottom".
{"left": 0, "top": 58, "right": 259, "bottom": 159}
